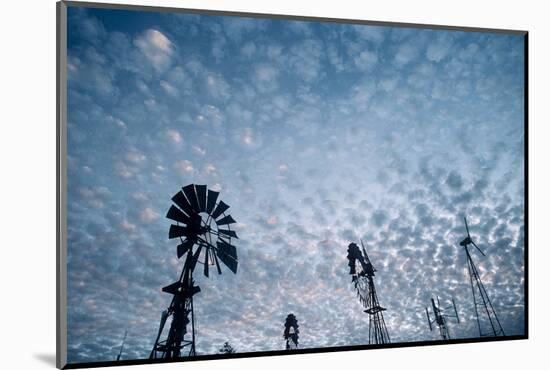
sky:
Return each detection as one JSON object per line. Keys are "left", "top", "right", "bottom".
{"left": 65, "top": 5, "right": 525, "bottom": 364}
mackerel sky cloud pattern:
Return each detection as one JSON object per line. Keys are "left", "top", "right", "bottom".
{"left": 66, "top": 7, "right": 525, "bottom": 363}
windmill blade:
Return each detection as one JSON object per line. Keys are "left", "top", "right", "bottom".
{"left": 218, "top": 228, "right": 238, "bottom": 239}
{"left": 216, "top": 240, "right": 238, "bottom": 273}
{"left": 182, "top": 184, "right": 200, "bottom": 213}
{"left": 464, "top": 217, "right": 470, "bottom": 237}
{"left": 195, "top": 184, "right": 207, "bottom": 212}
{"left": 452, "top": 298, "right": 460, "bottom": 323}
{"left": 216, "top": 214, "right": 237, "bottom": 226}
{"left": 206, "top": 189, "right": 219, "bottom": 214}
{"left": 172, "top": 191, "right": 195, "bottom": 216}
{"left": 190, "top": 244, "right": 203, "bottom": 272}
{"left": 212, "top": 249, "right": 223, "bottom": 275}
{"left": 431, "top": 298, "right": 439, "bottom": 317}
{"left": 217, "top": 250, "right": 238, "bottom": 273}
{"left": 166, "top": 205, "right": 190, "bottom": 224}
{"left": 360, "top": 239, "right": 368, "bottom": 259}
{"left": 471, "top": 240, "right": 486, "bottom": 256}
{"left": 203, "top": 247, "right": 209, "bottom": 277}
{"left": 217, "top": 238, "right": 238, "bottom": 260}
{"left": 177, "top": 239, "right": 194, "bottom": 259}
{"left": 425, "top": 307, "right": 433, "bottom": 331}
{"left": 211, "top": 200, "right": 230, "bottom": 220}
{"left": 169, "top": 224, "right": 189, "bottom": 239}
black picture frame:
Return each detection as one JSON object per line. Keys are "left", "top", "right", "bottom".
{"left": 57, "top": 1, "right": 528, "bottom": 368}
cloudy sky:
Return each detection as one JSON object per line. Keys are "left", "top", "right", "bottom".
{"left": 65, "top": 5, "right": 525, "bottom": 364}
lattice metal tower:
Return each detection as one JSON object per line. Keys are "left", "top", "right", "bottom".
{"left": 150, "top": 184, "right": 239, "bottom": 359}
{"left": 425, "top": 296, "right": 460, "bottom": 340}
{"left": 460, "top": 217, "right": 505, "bottom": 337}
{"left": 347, "top": 240, "right": 390, "bottom": 344}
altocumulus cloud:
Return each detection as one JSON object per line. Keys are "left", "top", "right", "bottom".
{"left": 66, "top": 6, "right": 525, "bottom": 364}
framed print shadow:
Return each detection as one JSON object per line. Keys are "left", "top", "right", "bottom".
{"left": 56, "top": 1, "right": 528, "bottom": 369}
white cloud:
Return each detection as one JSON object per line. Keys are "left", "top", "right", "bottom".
{"left": 114, "top": 162, "right": 135, "bottom": 179}
{"left": 139, "top": 207, "right": 159, "bottom": 223}
{"left": 205, "top": 73, "right": 231, "bottom": 100}
{"left": 165, "top": 129, "right": 182, "bottom": 144}
{"left": 241, "top": 41, "right": 256, "bottom": 58}
{"left": 394, "top": 42, "right": 420, "bottom": 67}
{"left": 134, "top": 29, "right": 173, "bottom": 71}
{"left": 174, "top": 159, "right": 195, "bottom": 174}
{"left": 125, "top": 150, "right": 147, "bottom": 164}
{"left": 193, "top": 145, "right": 206, "bottom": 156}
{"left": 204, "top": 163, "right": 217, "bottom": 174}
{"left": 354, "top": 49, "right": 378, "bottom": 71}
{"left": 160, "top": 80, "right": 179, "bottom": 97}
{"left": 288, "top": 39, "right": 323, "bottom": 82}
{"left": 353, "top": 25, "right": 385, "bottom": 45}
{"left": 426, "top": 34, "right": 454, "bottom": 62}
{"left": 120, "top": 219, "right": 136, "bottom": 232}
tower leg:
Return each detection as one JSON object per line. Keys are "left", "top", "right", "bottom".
{"left": 151, "top": 247, "right": 203, "bottom": 359}
{"left": 465, "top": 247, "right": 505, "bottom": 337}
{"left": 366, "top": 277, "right": 390, "bottom": 344}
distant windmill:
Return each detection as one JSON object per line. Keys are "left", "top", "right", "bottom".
{"left": 347, "top": 240, "right": 390, "bottom": 344}
{"left": 150, "top": 184, "right": 239, "bottom": 359}
{"left": 425, "top": 296, "right": 460, "bottom": 340}
{"left": 284, "top": 314, "right": 299, "bottom": 350}
{"left": 459, "top": 217, "right": 505, "bottom": 337}
{"left": 116, "top": 330, "right": 127, "bottom": 361}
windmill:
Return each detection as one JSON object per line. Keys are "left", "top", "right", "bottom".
{"left": 425, "top": 296, "right": 460, "bottom": 340}
{"left": 150, "top": 184, "right": 239, "bottom": 359}
{"left": 347, "top": 240, "right": 390, "bottom": 344}
{"left": 116, "top": 330, "right": 127, "bottom": 361}
{"left": 284, "top": 314, "right": 299, "bottom": 350}
{"left": 459, "top": 217, "right": 505, "bottom": 337}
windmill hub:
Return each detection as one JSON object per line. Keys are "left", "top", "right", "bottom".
{"left": 459, "top": 236, "right": 472, "bottom": 246}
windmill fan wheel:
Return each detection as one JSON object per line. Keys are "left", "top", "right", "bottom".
{"left": 166, "top": 184, "right": 239, "bottom": 276}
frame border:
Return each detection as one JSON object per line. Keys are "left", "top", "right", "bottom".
{"left": 56, "top": 1, "right": 529, "bottom": 369}
{"left": 62, "top": 0, "right": 528, "bottom": 35}
{"left": 57, "top": 1, "right": 68, "bottom": 369}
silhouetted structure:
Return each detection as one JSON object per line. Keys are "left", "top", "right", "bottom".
{"left": 347, "top": 240, "right": 391, "bottom": 344}
{"left": 459, "top": 217, "right": 505, "bottom": 337}
{"left": 219, "top": 342, "right": 236, "bottom": 354}
{"left": 284, "top": 314, "right": 299, "bottom": 350}
{"left": 150, "top": 184, "right": 239, "bottom": 359}
{"left": 116, "top": 330, "right": 127, "bottom": 361}
{"left": 425, "top": 296, "right": 460, "bottom": 340}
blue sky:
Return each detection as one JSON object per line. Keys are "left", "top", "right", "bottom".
{"left": 66, "top": 6, "right": 525, "bottom": 364}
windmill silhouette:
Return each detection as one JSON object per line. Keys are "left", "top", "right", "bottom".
{"left": 425, "top": 296, "right": 460, "bottom": 340}
{"left": 459, "top": 217, "right": 505, "bottom": 337}
{"left": 283, "top": 314, "right": 299, "bottom": 350}
{"left": 150, "top": 184, "right": 239, "bottom": 358}
{"left": 347, "top": 240, "right": 390, "bottom": 344}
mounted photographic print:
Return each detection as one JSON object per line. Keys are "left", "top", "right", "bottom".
{"left": 56, "top": 1, "right": 528, "bottom": 369}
